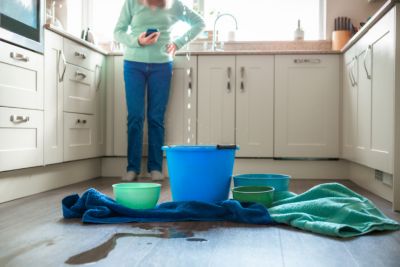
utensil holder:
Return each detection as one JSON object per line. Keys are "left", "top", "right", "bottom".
{"left": 332, "top": 30, "right": 351, "bottom": 50}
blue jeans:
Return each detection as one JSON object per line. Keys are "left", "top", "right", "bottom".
{"left": 123, "top": 60, "right": 173, "bottom": 173}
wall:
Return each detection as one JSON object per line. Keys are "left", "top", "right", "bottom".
{"left": 325, "top": 0, "right": 386, "bottom": 39}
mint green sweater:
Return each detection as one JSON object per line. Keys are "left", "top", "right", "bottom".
{"left": 114, "top": 0, "right": 205, "bottom": 63}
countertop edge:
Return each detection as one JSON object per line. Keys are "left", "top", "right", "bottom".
{"left": 341, "top": 0, "right": 399, "bottom": 53}
{"left": 44, "top": 24, "right": 109, "bottom": 55}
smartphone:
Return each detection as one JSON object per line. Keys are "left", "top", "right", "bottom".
{"left": 145, "top": 28, "right": 159, "bottom": 37}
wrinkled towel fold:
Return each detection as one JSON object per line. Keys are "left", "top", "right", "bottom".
{"left": 62, "top": 188, "right": 273, "bottom": 224}
{"left": 269, "top": 183, "right": 400, "bottom": 238}
{"left": 62, "top": 183, "right": 400, "bottom": 238}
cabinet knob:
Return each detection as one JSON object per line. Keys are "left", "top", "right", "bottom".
{"left": 76, "top": 119, "right": 81, "bottom": 124}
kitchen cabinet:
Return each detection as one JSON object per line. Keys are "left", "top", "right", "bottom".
{"left": 0, "top": 40, "right": 44, "bottom": 110}
{"left": 165, "top": 55, "right": 197, "bottom": 145}
{"left": 63, "top": 112, "right": 96, "bottom": 161}
{"left": 198, "top": 56, "right": 235, "bottom": 145}
{"left": 62, "top": 38, "right": 105, "bottom": 160}
{"left": 197, "top": 55, "right": 274, "bottom": 157}
{"left": 0, "top": 107, "right": 43, "bottom": 171}
{"left": 0, "top": 39, "right": 44, "bottom": 171}
{"left": 235, "top": 56, "right": 274, "bottom": 157}
{"left": 43, "top": 30, "right": 105, "bottom": 163}
{"left": 342, "top": 8, "right": 395, "bottom": 174}
{"left": 274, "top": 55, "right": 340, "bottom": 158}
{"left": 44, "top": 30, "right": 65, "bottom": 165}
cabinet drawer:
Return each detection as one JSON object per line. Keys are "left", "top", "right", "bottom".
{"left": 64, "top": 63, "right": 95, "bottom": 114}
{"left": 64, "top": 112, "right": 96, "bottom": 161}
{"left": 0, "top": 107, "right": 43, "bottom": 171}
{"left": 0, "top": 40, "right": 44, "bottom": 110}
{"left": 63, "top": 38, "right": 97, "bottom": 71}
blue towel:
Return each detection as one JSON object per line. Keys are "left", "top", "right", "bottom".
{"left": 62, "top": 188, "right": 273, "bottom": 224}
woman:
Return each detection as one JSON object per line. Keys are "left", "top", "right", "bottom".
{"left": 114, "top": 0, "right": 205, "bottom": 181}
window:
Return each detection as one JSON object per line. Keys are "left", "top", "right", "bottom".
{"left": 85, "top": 0, "right": 325, "bottom": 44}
{"left": 87, "top": 0, "right": 125, "bottom": 44}
{"left": 202, "top": 0, "right": 325, "bottom": 41}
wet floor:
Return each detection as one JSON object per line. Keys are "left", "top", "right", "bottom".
{"left": 65, "top": 224, "right": 210, "bottom": 265}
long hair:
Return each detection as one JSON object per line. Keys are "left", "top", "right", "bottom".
{"left": 139, "top": 0, "right": 173, "bottom": 9}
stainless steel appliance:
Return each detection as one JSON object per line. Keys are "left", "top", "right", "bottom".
{"left": 0, "top": 0, "right": 44, "bottom": 54}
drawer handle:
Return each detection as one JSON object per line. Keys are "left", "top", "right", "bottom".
{"left": 59, "top": 50, "right": 67, "bottom": 82}
{"left": 187, "top": 67, "right": 193, "bottom": 90}
{"left": 363, "top": 45, "right": 372, "bottom": 80}
{"left": 75, "top": 71, "right": 87, "bottom": 79}
{"left": 240, "top": 66, "right": 245, "bottom": 92}
{"left": 74, "top": 51, "right": 87, "bottom": 59}
{"left": 10, "top": 115, "right": 30, "bottom": 123}
{"left": 294, "top": 58, "right": 321, "bottom": 64}
{"left": 10, "top": 52, "right": 29, "bottom": 62}
{"left": 227, "top": 67, "right": 232, "bottom": 91}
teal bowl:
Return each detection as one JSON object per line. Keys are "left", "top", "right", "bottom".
{"left": 233, "top": 174, "right": 291, "bottom": 191}
{"left": 112, "top": 183, "right": 161, "bottom": 209}
{"left": 232, "top": 186, "right": 275, "bottom": 208}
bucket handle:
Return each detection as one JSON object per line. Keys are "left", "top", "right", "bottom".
{"left": 216, "top": 144, "right": 238, "bottom": 150}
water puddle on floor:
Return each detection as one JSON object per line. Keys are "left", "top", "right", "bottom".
{"left": 65, "top": 226, "right": 208, "bottom": 265}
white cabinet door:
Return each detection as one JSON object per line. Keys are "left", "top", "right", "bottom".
{"left": 362, "top": 9, "right": 395, "bottom": 173}
{"left": 63, "top": 64, "right": 95, "bottom": 114}
{"left": 0, "top": 107, "right": 43, "bottom": 171}
{"left": 165, "top": 56, "right": 197, "bottom": 145}
{"left": 113, "top": 56, "right": 148, "bottom": 156}
{"left": 236, "top": 55, "right": 274, "bottom": 157}
{"left": 44, "top": 30, "right": 64, "bottom": 165}
{"left": 198, "top": 56, "right": 235, "bottom": 145}
{"left": 0, "top": 40, "right": 44, "bottom": 110}
{"left": 342, "top": 54, "right": 358, "bottom": 162}
{"left": 275, "top": 55, "right": 340, "bottom": 158}
{"left": 94, "top": 54, "right": 106, "bottom": 156}
{"left": 63, "top": 112, "right": 96, "bottom": 161}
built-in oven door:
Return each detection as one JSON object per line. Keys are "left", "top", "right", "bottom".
{"left": 0, "top": 0, "right": 44, "bottom": 54}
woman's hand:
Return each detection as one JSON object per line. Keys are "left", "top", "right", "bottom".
{"left": 138, "top": 31, "right": 160, "bottom": 46}
{"left": 166, "top": 43, "right": 177, "bottom": 56}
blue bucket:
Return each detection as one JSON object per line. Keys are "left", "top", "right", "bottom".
{"left": 162, "top": 145, "right": 239, "bottom": 202}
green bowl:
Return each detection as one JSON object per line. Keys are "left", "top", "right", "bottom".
{"left": 232, "top": 186, "right": 275, "bottom": 207}
{"left": 112, "top": 183, "right": 161, "bottom": 209}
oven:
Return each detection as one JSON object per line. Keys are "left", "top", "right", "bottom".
{"left": 0, "top": 0, "right": 44, "bottom": 54}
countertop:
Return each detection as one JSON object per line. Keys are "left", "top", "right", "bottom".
{"left": 341, "top": 0, "right": 400, "bottom": 52}
{"left": 44, "top": 24, "right": 338, "bottom": 56}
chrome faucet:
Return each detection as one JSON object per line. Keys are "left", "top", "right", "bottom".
{"left": 211, "top": 13, "right": 238, "bottom": 51}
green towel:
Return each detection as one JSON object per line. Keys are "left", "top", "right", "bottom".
{"left": 269, "top": 183, "right": 400, "bottom": 238}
